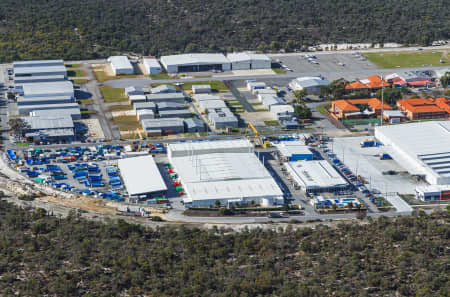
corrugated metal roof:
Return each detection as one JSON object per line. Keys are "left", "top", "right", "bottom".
{"left": 107, "top": 56, "right": 133, "bottom": 70}
{"left": 26, "top": 116, "right": 74, "bottom": 130}
{"left": 286, "top": 160, "right": 348, "bottom": 189}
{"left": 22, "top": 81, "right": 74, "bottom": 97}
{"left": 118, "top": 155, "right": 167, "bottom": 196}
{"left": 30, "top": 108, "right": 81, "bottom": 118}
{"left": 161, "top": 53, "right": 230, "bottom": 66}
{"left": 227, "top": 52, "right": 270, "bottom": 62}
{"left": 14, "top": 65, "right": 67, "bottom": 76}
{"left": 13, "top": 60, "right": 64, "bottom": 67}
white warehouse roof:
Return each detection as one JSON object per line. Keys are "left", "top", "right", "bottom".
{"left": 161, "top": 53, "right": 230, "bottom": 66}
{"left": 375, "top": 121, "right": 450, "bottom": 185}
{"left": 108, "top": 56, "right": 133, "bottom": 70}
{"left": 118, "top": 155, "right": 167, "bottom": 196}
{"left": 168, "top": 139, "right": 283, "bottom": 203}
{"left": 227, "top": 52, "right": 270, "bottom": 63}
{"left": 286, "top": 160, "right": 348, "bottom": 190}
{"left": 22, "top": 81, "right": 74, "bottom": 98}
{"left": 13, "top": 60, "right": 64, "bottom": 68}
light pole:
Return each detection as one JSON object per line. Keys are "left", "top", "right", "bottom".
{"left": 380, "top": 75, "right": 384, "bottom": 126}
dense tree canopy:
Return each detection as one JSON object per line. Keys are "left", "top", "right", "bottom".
{"left": 0, "top": 0, "right": 448, "bottom": 62}
{"left": 0, "top": 200, "right": 449, "bottom": 296}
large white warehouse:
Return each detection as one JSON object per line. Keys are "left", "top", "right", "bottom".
{"left": 167, "top": 139, "right": 284, "bottom": 207}
{"left": 286, "top": 160, "right": 348, "bottom": 193}
{"left": 118, "top": 155, "right": 167, "bottom": 200}
{"left": 375, "top": 121, "right": 450, "bottom": 185}
{"left": 107, "top": 56, "right": 134, "bottom": 75}
{"left": 20, "top": 81, "right": 74, "bottom": 99}
{"left": 227, "top": 53, "right": 271, "bottom": 70}
{"left": 160, "top": 53, "right": 231, "bottom": 73}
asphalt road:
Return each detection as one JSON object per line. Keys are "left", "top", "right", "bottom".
{"left": 104, "top": 65, "right": 450, "bottom": 89}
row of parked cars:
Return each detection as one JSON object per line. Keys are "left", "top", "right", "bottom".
{"left": 332, "top": 158, "right": 379, "bottom": 204}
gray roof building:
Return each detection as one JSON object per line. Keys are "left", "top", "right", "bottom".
{"left": 192, "top": 84, "right": 211, "bottom": 94}
{"left": 159, "top": 109, "right": 192, "bottom": 118}
{"left": 20, "top": 81, "right": 74, "bottom": 98}
{"left": 160, "top": 53, "right": 231, "bottom": 73}
{"left": 133, "top": 102, "right": 156, "bottom": 112}
{"left": 107, "top": 56, "right": 134, "bottom": 75}
{"left": 184, "top": 118, "right": 205, "bottom": 132}
{"left": 14, "top": 65, "right": 67, "bottom": 78}
{"left": 141, "top": 118, "right": 184, "bottom": 134}
{"left": 30, "top": 108, "right": 81, "bottom": 120}
{"left": 13, "top": 60, "right": 64, "bottom": 68}
{"left": 151, "top": 84, "right": 177, "bottom": 94}
{"left": 137, "top": 109, "right": 155, "bottom": 120}
{"left": 18, "top": 103, "right": 80, "bottom": 115}
{"left": 208, "top": 108, "right": 238, "bottom": 129}
{"left": 146, "top": 93, "right": 186, "bottom": 104}
{"left": 17, "top": 95, "right": 74, "bottom": 106}
{"left": 157, "top": 102, "right": 185, "bottom": 111}
{"left": 14, "top": 75, "right": 66, "bottom": 87}
{"left": 125, "top": 86, "right": 144, "bottom": 97}
{"left": 143, "top": 57, "right": 162, "bottom": 75}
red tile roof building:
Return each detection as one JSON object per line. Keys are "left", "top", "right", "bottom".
{"left": 397, "top": 98, "right": 449, "bottom": 120}
{"left": 331, "top": 98, "right": 392, "bottom": 119}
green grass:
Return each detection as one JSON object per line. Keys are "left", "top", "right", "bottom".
{"left": 66, "top": 64, "right": 82, "bottom": 68}
{"left": 15, "top": 142, "right": 29, "bottom": 147}
{"left": 264, "top": 120, "right": 280, "bottom": 126}
{"left": 79, "top": 99, "right": 94, "bottom": 105}
{"left": 113, "top": 116, "right": 142, "bottom": 131}
{"left": 67, "top": 69, "right": 87, "bottom": 77}
{"left": 150, "top": 73, "right": 176, "bottom": 80}
{"left": 100, "top": 86, "right": 127, "bottom": 102}
{"left": 94, "top": 70, "right": 139, "bottom": 82}
{"left": 363, "top": 51, "right": 449, "bottom": 68}
{"left": 181, "top": 81, "right": 229, "bottom": 92}
{"left": 72, "top": 79, "right": 89, "bottom": 84}
{"left": 272, "top": 68, "right": 285, "bottom": 74}
{"left": 109, "top": 104, "right": 133, "bottom": 111}
{"left": 317, "top": 103, "right": 331, "bottom": 115}
{"left": 198, "top": 132, "right": 208, "bottom": 136}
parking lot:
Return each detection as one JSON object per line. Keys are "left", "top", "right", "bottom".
{"left": 331, "top": 136, "right": 425, "bottom": 195}
{"left": 275, "top": 53, "right": 379, "bottom": 81}
{"left": 5, "top": 144, "right": 178, "bottom": 202}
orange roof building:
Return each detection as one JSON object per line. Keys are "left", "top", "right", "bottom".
{"left": 397, "top": 98, "right": 448, "bottom": 120}
{"left": 345, "top": 75, "right": 389, "bottom": 90}
{"left": 331, "top": 98, "right": 392, "bottom": 119}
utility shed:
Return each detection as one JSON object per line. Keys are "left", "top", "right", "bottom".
{"left": 227, "top": 53, "right": 271, "bottom": 70}
{"left": 143, "top": 57, "right": 162, "bottom": 75}
{"left": 151, "top": 84, "right": 176, "bottom": 94}
{"left": 259, "top": 95, "right": 285, "bottom": 109}
{"left": 159, "top": 109, "right": 191, "bottom": 118}
{"left": 146, "top": 93, "right": 186, "bottom": 104}
{"left": 192, "top": 85, "right": 211, "bottom": 94}
{"left": 118, "top": 155, "right": 167, "bottom": 199}
{"left": 30, "top": 108, "right": 81, "bottom": 120}
{"left": 20, "top": 81, "right": 74, "bottom": 98}
{"left": 246, "top": 81, "right": 267, "bottom": 92}
{"left": 18, "top": 103, "right": 80, "bottom": 115}
{"left": 286, "top": 160, "right": 348, "bottom": 193}
{"left": 160, "top": 53, "right": 231, "bottom": 73}
{"left": 184, "top": 118, "right": 205, "bottom": 132}
{"left": 17, "top": 95, "right": 74, "bottom": 106}
{"left": 133, "top": 102, "right": 156, "bottom": 112}
{"left": 107, "top": 56, "right": 134, "bottom": 75}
